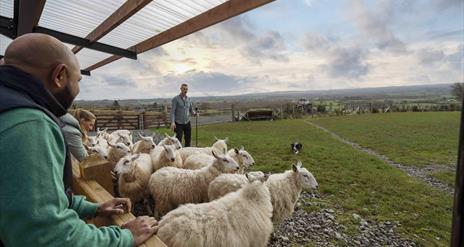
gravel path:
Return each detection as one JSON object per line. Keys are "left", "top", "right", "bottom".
{"left": 269, "top": 192, "right": 419, "bottom": 247}
{"left": 304, "top": 120, "right": 455, "bottom": 195}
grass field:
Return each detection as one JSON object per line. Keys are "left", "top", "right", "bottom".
{"left": 154, "top": 116, "right": 455, "bottom": 246}
{"left": 308, "top": 112, "right": 460, "bottom": 168}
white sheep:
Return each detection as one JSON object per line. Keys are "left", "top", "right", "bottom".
{"left": 183, "top": 146, "right": 254, "bottom": 172}
{"left": 86, "top": 136, "right": 97, "bottom": 147}
{"left": 109, "top": 129, "right": 133, "bottom": 147}
{"left": 148, "top": 151, "right": 239, "bottom": 218}
{"left": 157, "top": 180, "right": 273, "bottom": 247}
{"left": 87, "top": 144, "right": 109, "bottom": 160}
{"left": 158, "top": 133, "right": 182, "bottom": 149}
{"left": 208, "top": 171, "right": 266, "bottom": 201}
{"left": 150, "top": 144, "right": 183, "bottom": 171}
{"left": 107, "top": 142, "right": 132, "bottom": 164}
{"left": 114, "top": 153, "right": 153, "bottom": 214}
{"left": 178, "top": 137, "right": 228, "bottom": 162}
{"left": 132, "top": 133, "right": 156, "bottom": 154}
{"left": 265, "top": 161, "right": 318, "bottom": 224}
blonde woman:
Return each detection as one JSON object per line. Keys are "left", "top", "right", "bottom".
{"left": 60, "top": 109, "right": 96, "bottom": 161}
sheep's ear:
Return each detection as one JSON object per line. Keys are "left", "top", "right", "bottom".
{"left": 103, "top": 128, "right": 108, "bottom": 132}
{"left": 296, "top": 160, "right": 302, "bottom": 168}
{"left": 138, "top": 132, "right": 144, "bottom": 139}
{"left": 224, "top": 137, "right": 229, "bottom": 142}
{"left": 131, "top": 154, "right": 140, "bottom": 161}
{"left": 234, "top": 148, "right": 239, "bottom": 154}
{"left": 245, "top": 173, "right": 250, "bottom": 181}
{"left": 108, "top": 142, "right": 116, "bottom": 147}
{"left": 240, "top": 145, "right": 244, "bottom": 151}
{"left": 164, "top": 133, "right": 170, "bottom": 138}
{"left": 214, "top": 136, "right": 219, "bottom": 141}
{"left": 212, "top": 150, "right": 220, "bottom": 159}
{"left": 292, "top": 163, "right": 299, "bottom": 172}
{"left": 162, "top": 144, "right": 168, "bottom": 151}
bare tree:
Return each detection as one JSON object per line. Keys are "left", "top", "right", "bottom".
{"left": 451, "top": 82, "right": 464, "bottom": 101}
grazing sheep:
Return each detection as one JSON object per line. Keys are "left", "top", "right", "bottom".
{"left": 158, "top": 133, "right": 182, "bottom": 149}
{"left": 265, "top": 161, "right": 318, "bottom": 224}
{"left": 208, "top": 171, "right": 266, "bottom": 201}
{"left": 114, "top": 153, "right": 153, "bottom": 214}
{"left": 150, "top": 144, "right": 183, "bottom": 171}
{"left": 157, "top": 180, "right": 273, "bottom": 247}
{"left": 178, "top": 137, "right": 229, "bottom": 162}
{"left": 148, "top": 151, "right": 240, "bottom": 218}
{"left": 132, "top": 133, "right": 156, "bottom": 154}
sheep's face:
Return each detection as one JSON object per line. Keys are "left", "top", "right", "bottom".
{"left": 87, "top": 136, "right": 97, "bottom": 147}
{"left": 142, "top": 136, "right": 156, "bottom": 149}
{"left": 89, "top": 146, "right": 109, "bottom": 160}
{"left": 235, "top": 148, "right": 255, "bottom": 169}
{"left": 114, "top": 143, "right": 132, "bottom": 155}
{"left": 115, "top": 154, "right": 139, "bottom": 174}
{"left": 245, "top": 171, "right": 266, "bottom": 182}
{"left": 162, "top": 145, "right": 177, "bottom": 162}
{"left": 161, "top": 134, "right": 182, "bottom": 149}
{"left": 293, "top": 161, "right": 318, "bottom": 191}
{"left": 213, "top": 152, "right": 239, "bottom": 173}
{"left": 118, "top": 134, "right": 133, "bottom": 147}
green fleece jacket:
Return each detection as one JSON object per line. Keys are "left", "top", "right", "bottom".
{"left": 0, "top": 108, "right": 133, "bottom": 247}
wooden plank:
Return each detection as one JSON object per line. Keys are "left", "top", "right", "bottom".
{"left": 85, "top": 0, "right": 275, "bottom": 71}
{"left": 16, "top": 0, "right": 46, "bottom": 36}
{"left": 72, "top": 161, "right": 166, "bottom": 247}
{"left": 72, "top": 0, "right": 152, "bottom": 53}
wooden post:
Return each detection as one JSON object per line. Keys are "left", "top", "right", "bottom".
{"left": 231, "top": 104, "right": 235, "bottom": 122}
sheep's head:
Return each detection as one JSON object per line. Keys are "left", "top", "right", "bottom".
{"left": 88, "top": 145, "right": 109, "bottom": 160}
{"left": 213, "top": 137, "right": 228, "bottom": 154}
{"left": 162, "top": 144, "right": 177, "bottom": 163}
{"left": 139, "top": 133, "right": 156, "bottom": 149}
{"left": 212, "top": 150, "right": 239, "bottom": 173}
{"left": 293, "top": 161, "right": 318, "bottom": 191}
{"left": 109, "top": 142, "right": 132, "bottom": 156}
{"left": 87, "top": 136, "right": 97, "bottom": 147}
{"left": 114, "top": 154, "right": 140, "bottom": 174}
{"left": 96, "top": 128, "right": 109, "bottom": 139}
{"left": 245, "top": 171, "right": 266, "bottom": 182}
{"left": 233, "top": 146, "right": 255, "bottom": 170}
{"left": 118, "top": 133, "right": 133, "bottom": 147}
{"left": 162, "top": 133, "right": 182, "bottom": 149}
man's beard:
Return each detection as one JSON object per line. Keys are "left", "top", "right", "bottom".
{"left": 54, "top": 82, "right": 75, "bottom": 110}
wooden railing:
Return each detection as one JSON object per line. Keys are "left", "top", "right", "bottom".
{"left": 72, "top": 160, "right": 166, "bottom": 247}
{"left": 92, "top": 110, "right": 170, "bottom": 130}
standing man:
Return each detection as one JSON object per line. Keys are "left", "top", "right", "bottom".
{"left": 0, "top": 33, "right": 158, "bottom": 246}
{"left": 171, "top": 83, "right": 197, "bottom": 147}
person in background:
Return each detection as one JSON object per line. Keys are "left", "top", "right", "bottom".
{"left": 170, "top": 83, "right": 197, "bottom": 147}
{"left": 60, "top": 109, "right": 96, "bottom": 161}
{"left": 0, "top": 33, "right": 158, "bottom": 247}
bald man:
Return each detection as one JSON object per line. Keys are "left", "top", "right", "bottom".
{"left": 0, "top": 34, "right": 157, "bottom": 247}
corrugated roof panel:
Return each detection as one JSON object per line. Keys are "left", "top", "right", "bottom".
{"left": 0, "top": 0, "right": 14, "bottom": 18}
{"left": 75, "top": 48, "right": 111, "bottom": 69}
{"left": 39, "top": 0, "right": 125, "bottom": 38}
{"left": 99, "top": 0, "right": 227, "bottom": 49}
{"left": 0, "top": 35, "right": 12, "bottom": 55}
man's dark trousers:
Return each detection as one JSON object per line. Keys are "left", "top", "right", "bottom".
{"left": 175, "top": 121, "right": 191, "bottom": 147}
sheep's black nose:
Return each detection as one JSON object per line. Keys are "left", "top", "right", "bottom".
{"left": 104, "top": 156, "right": 108, "bottom": 159}
{"left": 152, "top": 145, "right": 155, "bottom": 148}
{"left": 171, "top": 158, "right": 175, "bottom": 162}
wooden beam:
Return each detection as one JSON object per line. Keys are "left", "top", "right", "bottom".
{"left": 85, "top": 0, "right": 275, "bottom": 71}
{"left": 72, "top": 0, "right": 152, "bottom": 54}
{"left": 16, "top": 0, "right": 46, "bottom": 37}
{"left": 452, "top": 93, "right": 464, "bottom": 246}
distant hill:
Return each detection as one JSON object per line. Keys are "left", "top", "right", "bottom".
{"left": 74, "top": 83, "right": 454, "bottom": 108}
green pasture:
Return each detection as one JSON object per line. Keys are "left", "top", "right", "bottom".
{"left": 153, "top": 115, "right": 455, "bottom": 246}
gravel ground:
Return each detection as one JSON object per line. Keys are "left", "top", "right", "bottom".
{"left": 269, "top": 192, "right": 418, "bottom": 247}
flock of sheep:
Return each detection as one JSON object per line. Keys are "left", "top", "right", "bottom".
{"left": 84, "top": 129, "right": 319, "bottom": 247}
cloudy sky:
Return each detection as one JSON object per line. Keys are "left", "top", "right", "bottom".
{"left": 76, "top": 0, "right": 462, "bottom": 100}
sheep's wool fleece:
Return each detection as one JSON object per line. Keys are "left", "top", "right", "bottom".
{"left": 208, "top": 173, "right": 249, "bottom": 201}
{"left": 157, "top": 181, "right": 273, "bottom": 247}
{"left": 265, "top": 170, "right": 301, "bottom": 224}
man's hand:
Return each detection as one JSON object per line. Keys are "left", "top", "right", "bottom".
{"left": 122, "top": 216, "right": 159, "bottom": 246}
{"left": 96, "top": 198, "right": 131, "bottom": 216}
{"left": 170, "top": 122, "right": 176, "bottom": 131}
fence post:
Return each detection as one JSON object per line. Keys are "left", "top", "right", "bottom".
{"left": 231, "top": 104, "right": 235, "bottom": 122}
